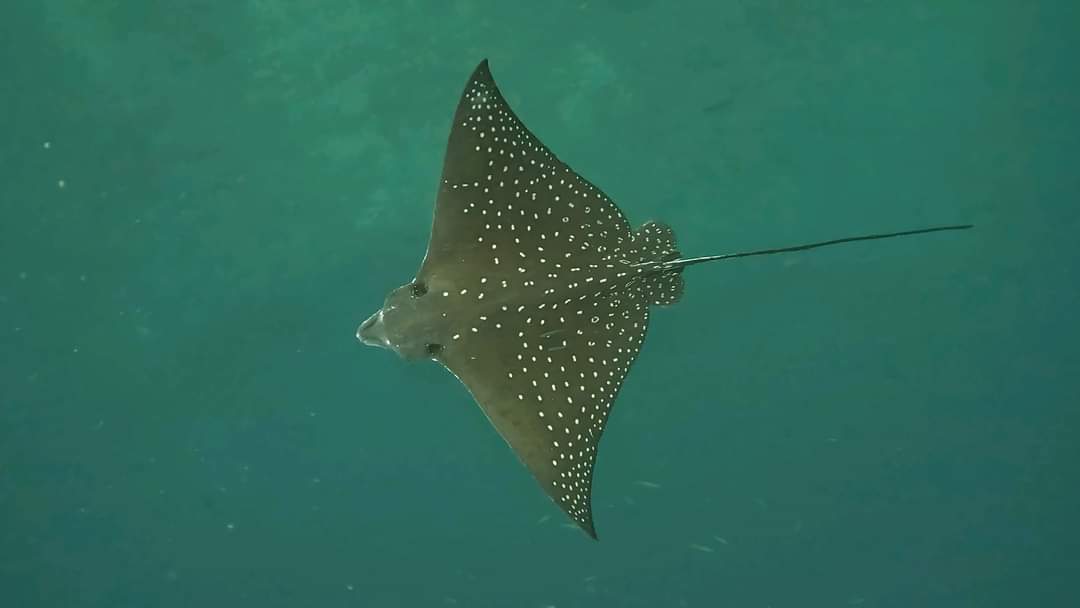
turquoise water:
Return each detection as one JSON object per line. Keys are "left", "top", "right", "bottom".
{"left": 2, "top": 1, "right": 1077, "bottom": 606}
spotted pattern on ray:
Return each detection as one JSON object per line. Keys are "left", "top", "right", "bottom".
{"left": 355, "top": 58, "right": 974, "bottom": 540}
{"left": 622, "top": 221, "right": 685, "bottom": 306}
{"left": 419, "top": 61, "right": 634, "bottom": 288}
{"left": 438, "top": 278, "right": 648, "bottom": 537}
{"left": 411, "top": 60, "right": 685, "bottom": 539}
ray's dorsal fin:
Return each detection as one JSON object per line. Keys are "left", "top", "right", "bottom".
{"left": 627, "top": 221, "right": 684, "bottom": 305}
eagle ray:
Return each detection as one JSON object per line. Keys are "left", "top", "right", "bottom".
{"left": 355, "top": 59, "right": 971, "bottom": 540}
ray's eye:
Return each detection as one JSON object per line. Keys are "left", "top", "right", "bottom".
{"left": 425, "top": 343, "right": 443, "bottom": 356}
{"left": 411, "top": 281, "right": 428, "bottom": 298}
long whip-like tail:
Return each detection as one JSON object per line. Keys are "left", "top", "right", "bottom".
{"left": 664, "top": 224, "right": 974, "bottom": 271}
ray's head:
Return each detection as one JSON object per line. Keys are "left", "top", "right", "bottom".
{"left": 356, "top": 278, "right": 450, "bottom": 361}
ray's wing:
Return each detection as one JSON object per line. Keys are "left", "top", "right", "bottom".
{"left": 415, "top": 60, "right": 656, "bottom": 538}
{"left": 437, "top": 281, "right": 649, "bottom": 539}
{"left": 418, "top": 59, "right": 634, "bottom": 283}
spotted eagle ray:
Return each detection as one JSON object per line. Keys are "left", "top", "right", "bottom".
{"left": 357, "top": 59, "right": 971, "bottom": 539}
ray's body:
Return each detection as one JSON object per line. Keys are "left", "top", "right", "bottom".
{"left": 357, "top": 60, "right": 971, "bottom": 539}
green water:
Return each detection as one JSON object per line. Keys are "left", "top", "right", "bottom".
{"left": 2, "top": 1, "right": 1077, "bottom": 606}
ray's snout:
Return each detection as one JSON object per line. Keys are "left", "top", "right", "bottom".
{"left": 356, "top": 309, "right": 388, "bottom": 348}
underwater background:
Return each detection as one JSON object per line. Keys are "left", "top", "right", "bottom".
{"left": 2, "top": 1, "right": 1077, "bottom": 606}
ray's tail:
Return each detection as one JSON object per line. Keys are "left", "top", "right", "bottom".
{"left": 664, "top": 224, "right": 974, "bottom": 271}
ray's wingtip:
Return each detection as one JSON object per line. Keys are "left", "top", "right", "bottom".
{"left": 468, "top": 58, "right": 497, "bottom": 87}
{"left": 584, "top": 524, "right": 598, "bottom": 541}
